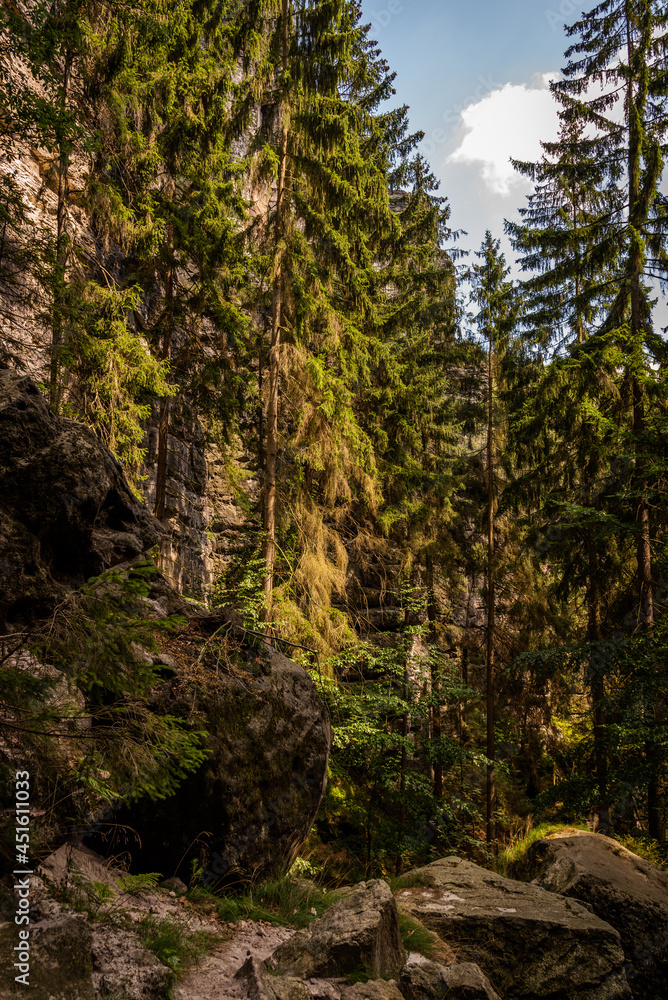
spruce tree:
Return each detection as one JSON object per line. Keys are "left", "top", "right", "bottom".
{"left": 233, "top": 1, "right": 400, "bottom": 614}
{"left": 469, "top": 231, "right": 516, "bottom": 847}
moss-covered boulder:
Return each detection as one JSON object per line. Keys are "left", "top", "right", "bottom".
{"left": 112, "top": 640, "right": 331, "bottom": 883}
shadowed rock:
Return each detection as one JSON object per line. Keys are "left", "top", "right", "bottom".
{"left": 396, "top": 856, "right": 631, "bottom": 999}
{"left": 523, "top": 829, "right": 668, "bottom": 1000}
{"left": 236, "top": 956, "right": 312, "bottom": 1000}
{"left": 0, "top": 370, "right": 162, "bottom": 629}
{"left": 400, "top": 955, "right": 501, "bottom": 1000}
{"left": 340, "top": 980, "right": 404, "bottom": 1000}
{"left": 269, "top": 881, "right": 406, "bottom": 980}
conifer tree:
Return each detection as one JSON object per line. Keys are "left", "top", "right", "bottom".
{"left": 469, "top": 231, "right": 516, "bottom": 847}
{"left": 233, "top": 1, "right": 400, "bottom": 613}
{"left": 507, "top": 0, "right": 668, "bottom": 838}
{"left": 96, "top": 0, "right": 249, "bottom": 505}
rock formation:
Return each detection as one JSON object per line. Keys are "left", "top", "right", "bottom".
{"left": 396, "top": 856, "right": 631, "bottom": 999}
{"left": 522, "top": 829, "right": 668, "bottom": 1000}
{"left": 269, "top": 880, "right": 406, "bottom": 980}
{"left": 0, "top": 374, "right": 331, "bottom": 884}
{"left": 4, "top": 838, "right": 668, "bottom": 999}
{"left": 0, "top": 369, "right": 162, "bottom": 629}
{"left": 114, "top": 635, "right": 332, "bottom": 883}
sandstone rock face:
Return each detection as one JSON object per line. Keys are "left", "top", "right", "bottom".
{"left": 0, "top": 370, "right": 162, "bottom": 628}
{"left": 400, "top": 956, "right": 501, "bottom": 1000}
{"left": 270, "top": 880, "right": 406, "bottom": 981}
{"left": 116, "top": 640, "right": 331, "bottom": 883}
{"left": 397, "top": 857, "right": 631, "bottom": 1000}
{"left": 524, "top": 829, "right": 668, "bottom": 1000}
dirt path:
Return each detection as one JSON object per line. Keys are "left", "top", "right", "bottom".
{"left": 174, "top": 920, "right": 295, "bottom": 1000}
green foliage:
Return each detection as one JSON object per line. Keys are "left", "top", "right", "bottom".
{"left": 189, "top": 871, "right": 343, "bottom": 929}
{"left": 614, "top": 835, "right": 668, "bottom": 870}
{"left": 310, "top": 587, "right": 488, "bottom": 877}
{"left": 0, "top": 562, "right": 208, "bottom": 867}
{"left": 138, "top": 917, "right": 217, "bottom": 974}
{"left": 396, "top": 912, "right": 438, "bottom": 959}
{"left": 116, "top": 872, "right": 163, "bottom": 896}
{"left": 496, "top": 822, "right": 589, "bottom": 878}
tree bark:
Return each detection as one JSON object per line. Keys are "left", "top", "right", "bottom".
{"left": 626, "top": 11, "right": 661, "bottom": 840}
{"left": 426, "top": 552, "right": 442, "bottom": 798}
{"left": 588, "top": 543, "right": 608, "bottom": 831}
{"left": 486, "top": 323, "right": 496, "bottom": 848}
{"left": 263, "top": 0, "right": 290, "bottom": 613}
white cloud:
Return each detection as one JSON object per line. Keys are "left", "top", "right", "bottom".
{"left": 448, "top": 73, "right": 560, "bottom": 196}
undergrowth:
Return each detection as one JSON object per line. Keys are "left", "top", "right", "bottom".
{"left": 495, "top": 822, "right": 590, "bottom": 878}
{"left": 397, "top": 912, "right": 437, "bottom": 959}
{"left": 138, "top": 917, "right": 218, "bottom": 974}
{"left": 614, "top": 834, "right": 668, "bottom": 870}
{"left": 188, "top": 872, "right": 344, "bottom": 928}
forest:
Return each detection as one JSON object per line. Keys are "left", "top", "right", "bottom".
{"left": 0, "top": 0, "right": 667, "bottom": 896}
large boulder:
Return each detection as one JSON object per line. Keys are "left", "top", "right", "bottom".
{"left": 396, "top": 856, "right": 631, "bottom": 999}
{"left": 400, "top": 956, "right": 501, "bottom": 1000}
{"left": 110, "top": 638, "right": 331, "bottom": 883}
{"left": 522, "top": 829, "right": 668, "bottom": 1000}
{"left": 0, "top": 370, "right": 162, "bottom": 628}
{"left": 269, "top": 880, "right": 406, "bottom": 980}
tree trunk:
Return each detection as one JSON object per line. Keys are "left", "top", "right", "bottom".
{"left": 486, "top": 325, "right": 496, "bottom": 848}
{"left": 588, "top": 543, "right": 608, "bottom": 831}
{"left": 426, "top": 552, "right": 443, "bottom": 799}
{"left": 263, "top": 0, "right": 290, "bottom": 613}
{"left": 626, "top": 13, "right": 661, "bottom": 840}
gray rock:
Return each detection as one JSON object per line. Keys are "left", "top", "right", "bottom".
{"left": 340, "top": 979, "right": 404, "bottom": 1000}
{"left": 523, "top": 829, "right": 668, "bottom": 1000}
{"left": 400, "top": 956, "right": 500, "bottom": 1000}
{"left": 117, "top": 639, "right": 331, "bottom": 883}
{"left": 236, "top": 956, "right": 313, "bottom": 1000}
{"left": 92, "top": 924, "right": 171, "bottom": 1000}
{"left": 0, "top": 911, "right": 94, "bottom": 1000}
{"left": 0, "top": 370, "right": 162, "bottom": 628}
{"left": 270, "top": 880, "right": 406, "bottom": 980}
{"left": 38, "top": 842, "right": 124, "bottom": 898}
{"left": 160, "top": 876, "right": 188, "bottom": 894}
{"left": 397, "top": 856, "right": 631, "bottom": 999}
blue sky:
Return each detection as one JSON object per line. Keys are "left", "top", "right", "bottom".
{"left": 358, "top": 0, "right": 578, "bottom": 265}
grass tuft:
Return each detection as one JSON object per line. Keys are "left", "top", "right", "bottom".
{"left": 138, "top": 917, "right": 217, "bottom": 974}
{"left": 496, "top": 822, "right": 590, "bottom": 878}
{"left": 389, "top": 871, "right": 432, "bottom": 892}
{"left": 188, "top": 873, "right": 345, "bottom": 928}
{"left": 397, "top": 912, "right": 437, "bottom": 959}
